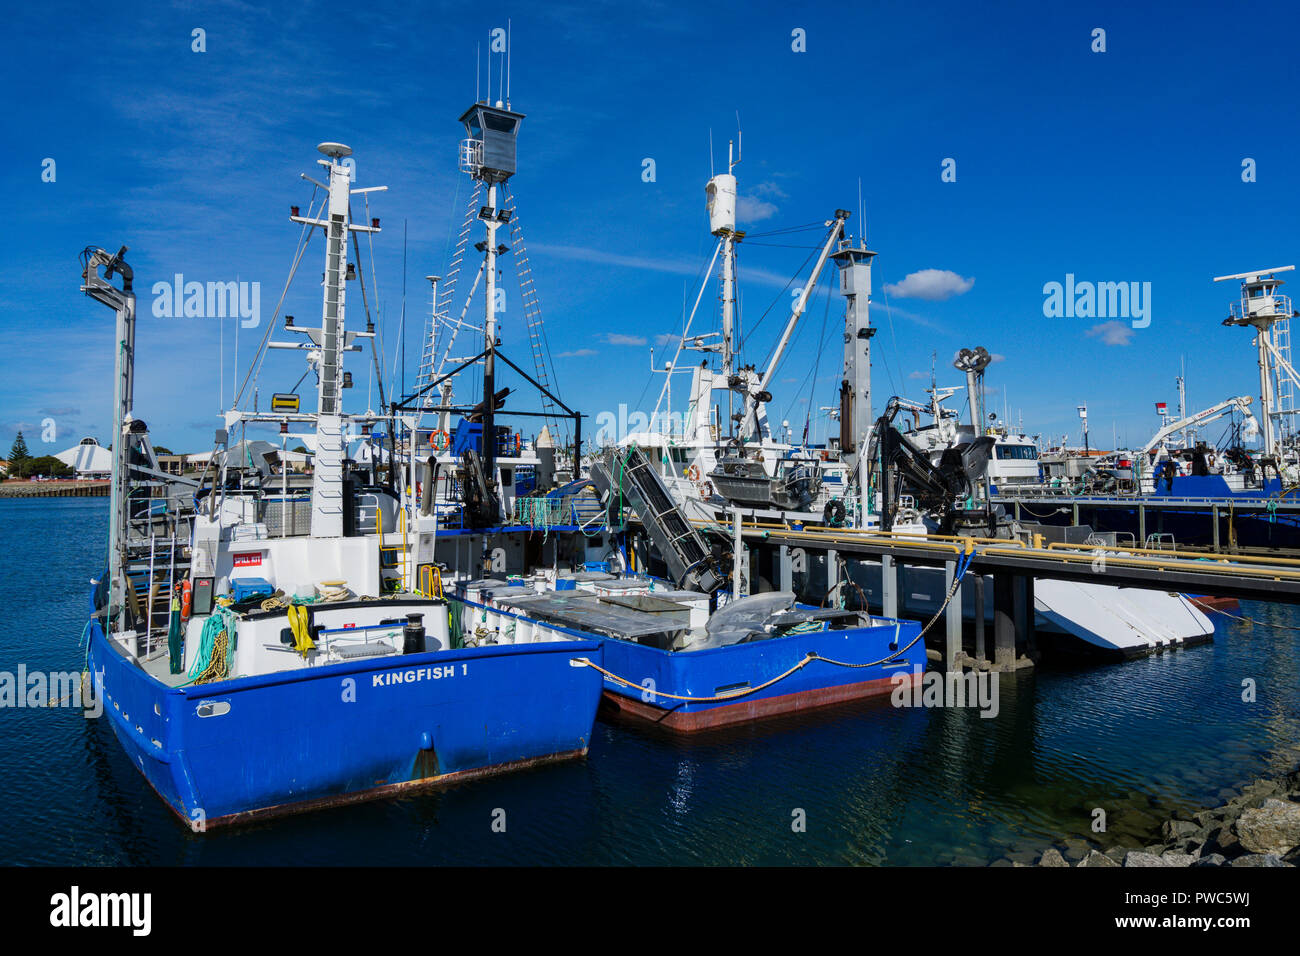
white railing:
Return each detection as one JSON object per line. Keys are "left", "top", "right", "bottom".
{"left": 458, "top": 138, "right": 483, "bottom": 175}
{"left": 1230, "top": 293, "right": 1293, "bottom": 321}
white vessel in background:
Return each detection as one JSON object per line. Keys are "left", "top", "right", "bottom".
{"left": 615, "top": 155, "right": 1213, "bottom": 659}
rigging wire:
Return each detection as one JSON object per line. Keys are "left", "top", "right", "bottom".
{"left": 801, "top": 283, "right": 834, "bottom": 443}
{"left": 874, "top": 264, "right": 904, "bottom": 399}
{"left": 232, "top": 185, "right": 324, "bottom": 410}
{"left": 736, "top": 244, "right": 819, "bottom": 359}
{"left": 745, "top": 221, "right": 824, "bottom": 238}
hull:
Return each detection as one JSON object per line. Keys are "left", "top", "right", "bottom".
{"left": 834, "top": 561, "right": 1214, "bottom": 657}
{"left": 594, "top": 619, "right": 925, "bottom": 733}
{"left": 88, "top": 620, "right": 603, "bottom": 829}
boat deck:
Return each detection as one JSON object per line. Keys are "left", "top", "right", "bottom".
{"left": 139, "top": 650, "right": 190, "bottom": 688}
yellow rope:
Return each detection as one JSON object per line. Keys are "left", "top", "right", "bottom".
{"left": 192, "top": 628, "right": 230, "bottom": 684}
{"left": 48, "top": 671, "right": 90, "bottom": 707}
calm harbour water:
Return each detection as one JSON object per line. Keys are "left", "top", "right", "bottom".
{"left": 2, "top": 496, "right": 1298, "bottom": 866}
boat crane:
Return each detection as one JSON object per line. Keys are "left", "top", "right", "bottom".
{"left": 1140, "top": 396, "right": 1259, "bottom": 457}
{"left": 1216, "top": 265, "right": 1298, "bottom": 459}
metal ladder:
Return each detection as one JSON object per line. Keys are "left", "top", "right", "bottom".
{"left": 418, "top": 181, "right": 483, "bottom": 391}
{"left": 141, "top": 534, "right": 179, "bottom": 658}
{"left": 377, "top": 507, "right": 409, "bottom": 593}
{"left": 1274, "top": 317, "right": 1295, "bottom": 441}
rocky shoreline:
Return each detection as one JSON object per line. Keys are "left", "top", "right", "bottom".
{"left": 1017, "top": 765, "right": 1300, "bottom": 868}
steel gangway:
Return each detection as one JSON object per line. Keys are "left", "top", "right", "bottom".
{"left": 590, "top": 447, "right": 724, "bottom": 593}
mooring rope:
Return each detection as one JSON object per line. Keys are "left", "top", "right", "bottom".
{"left": 815, "top": 545, "right": 978, "bottom": 668}
{"left": 1190, "top": 597, "right": 1300, "bottom": 631}
{"left": 573, "top": 655, "right": 815, "bottom": 703}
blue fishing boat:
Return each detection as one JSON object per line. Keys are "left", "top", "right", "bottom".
{"left": 455, "top": 587, "right": 923, "bottom": 732}
{"left": 76, "top": 125, "right": 604, "bottom": 830}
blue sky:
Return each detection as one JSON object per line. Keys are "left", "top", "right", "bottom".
{"left": 4, "top": 0, "right": 1299, "bottom": 457}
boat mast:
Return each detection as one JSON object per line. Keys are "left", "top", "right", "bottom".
{"left": 1216, "top": 265, "right": 1298, "bottom": 461}
{"left": 458, "top": 90, "right": 524, "bottom": 502}
{"left": 707, "top": 135, "right": 742, "bottom": 438}
{"left": 279, "top": 143, "right": 385, "bottom": 538}
{"left": 831, "top": 232, "right": 876, "bottom": 521}
{"left": 81, "top": 245, "right": 135, "bottom": 631}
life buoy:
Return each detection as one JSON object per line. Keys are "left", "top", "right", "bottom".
{"left": 430, "top": 429, "right": 449, "bottom": 452}
{"left": 820, "top": 450, "right": 830, "bottom": 462}
{"left": 685, "top": 464, "right": 701, "bottom": 481}
{"left": 699, "top": 481, "right": 712, "bottom": 498}
{"left": 180, "top": 579, "right": 192, "bottom": 621}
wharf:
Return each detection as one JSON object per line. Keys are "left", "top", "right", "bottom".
{"left": 727, "top": 521, "right": 1300, "bottom": 673}
{"left": 994, "top": 492, "right": 1300, "bottom": 554}
{"left": 0, "top": 480, "right": 109, "bottom": 498}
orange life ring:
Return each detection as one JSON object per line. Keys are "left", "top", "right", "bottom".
{"left": 180, "top": 579, "right": 192, "bottom": 621}
{"left": 430, "top": 429, "right": 449, "bottom": 452}
{"left": 685, "top": 464, "right": 701, "bottom": 481}
{"left": 699, "top": 481, "right": 712, "bottom": 498}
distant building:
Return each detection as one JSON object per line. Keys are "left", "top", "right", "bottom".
{"left": 54, "top": 437, "right": 112, "bottom": 479}
{"left": 187, "top": 442, "right": 312, "bottom": 475}
{"left": 156, "top": 454, "right": 187, "bottom": 476}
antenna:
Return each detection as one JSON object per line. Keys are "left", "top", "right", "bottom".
{"left": 708, "top": 128, "right": 714, "bottom": 178}
{"left": 733, "top": 110, "right": 742, "bottom": 171}
{"left": 1214, "top": 265, "right": 1295, "bottom": 282}
{"left": 476, "top": 43, "right": 481, "bottom": 103}
{"left": 858, "top": 178, "right": 865, "bottom": 242}
{"left": 506, "top": 18, "right": 512, "bottom": 109}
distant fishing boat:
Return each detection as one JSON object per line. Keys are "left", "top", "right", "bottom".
{"left": 601, "top": 148, "right": 1215, "bottom": 660}
{"left": 79, "top": 129, "right": 604, "bottom": 830}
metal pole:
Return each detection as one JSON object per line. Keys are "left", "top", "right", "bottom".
{"left": 944, "top": 559, "right": 962, "bottom": 671}
{"left": 881, "top": 555, "right": 897, "bottom": 619}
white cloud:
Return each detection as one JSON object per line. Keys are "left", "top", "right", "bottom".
{"left": 736, "top": 195, "right": 779, "bottom": 223}
{"left": 751, "top": 181, "right": 789, "bottom": 199}
{"left": 908, "top": 370, "right": 928, "bottom": 380}
{"left": 655, "top": 333, "right": 680, "bottom": 347}
{"left": 1085, "top": 321, "right": 1134, "bottom": 346}
{"left": 605, "top": 333, "right": 647, "bottom": 346}
{"left": 557, "top": 348, "right": 598, "bottom": 358}
{"left": 884, "top": 269, "right": 975, "bottom": 301}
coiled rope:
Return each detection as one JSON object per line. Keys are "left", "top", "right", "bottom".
{"left": 186, "top": 605, "right": 241, "bottom": 684}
